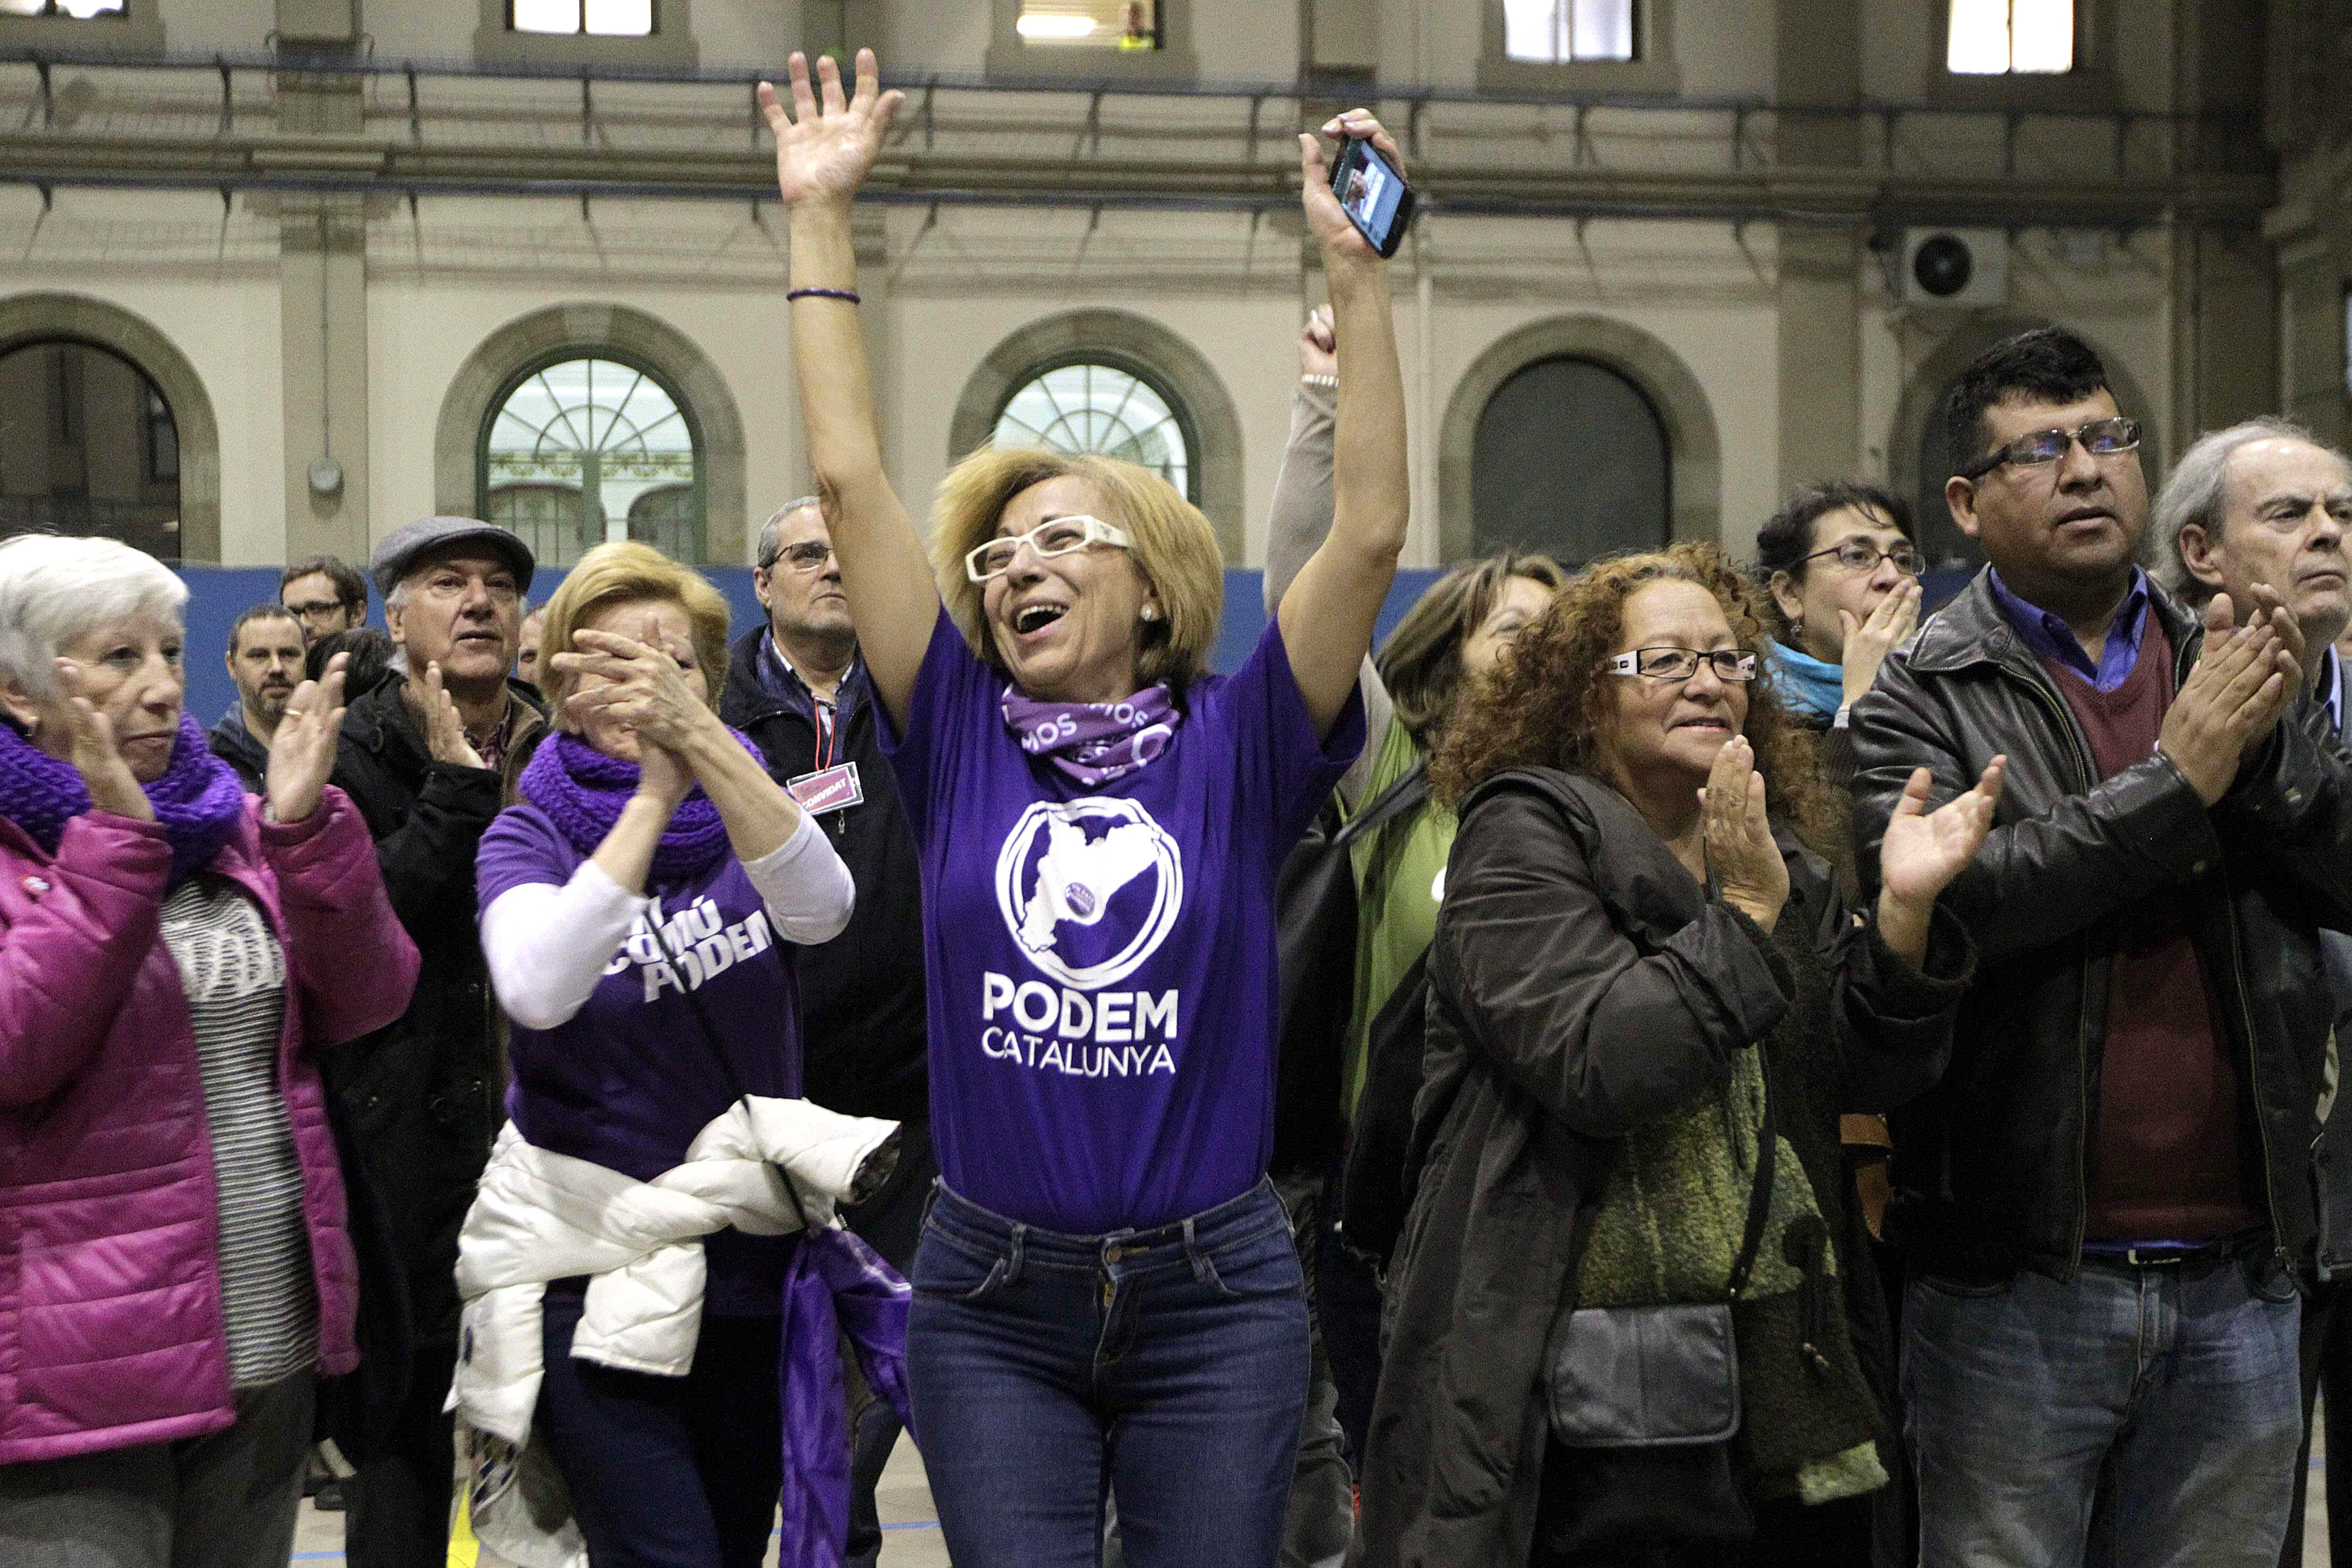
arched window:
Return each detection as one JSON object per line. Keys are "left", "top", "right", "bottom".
{"left": 0, "top": 339, "right": 181, "bottom": 560}
{"left": 1470, "top": 356, "right": 1669, "bottom": 565}
{"left": 479, "top": 355, "right": 702, "bottom": 567}
{"left": 991, "top": 358, "right": 1196, "bottom": 506}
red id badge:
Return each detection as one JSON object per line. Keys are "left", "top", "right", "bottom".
{"left": 785, "top": 761, "right": 865, "bottom": 816}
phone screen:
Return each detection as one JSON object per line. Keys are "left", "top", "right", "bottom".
{"left": 1333, "top": 140, "right": 1411, "bottom": 257}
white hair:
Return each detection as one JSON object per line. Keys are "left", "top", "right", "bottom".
{"left": 0, "top": 535, "right": 186, "bottom": 704}
{"left": 756, "top": 496, "right": 826, "bottom": 569}
{"left": 2153, "top": 416, "right": 2345, "bottom": 606}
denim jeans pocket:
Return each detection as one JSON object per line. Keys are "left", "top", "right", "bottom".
{"left": 2241, "top": 1251, "right": 2301, "bottom": 1304}
{"left": 1198, "top": 1223, "right": 1307, "bottom": 1303}
{"left": 1910, "top": 1270, "right": 2015, "bottom": 1301}
{"left": 911, "top": 1222, "right": 1009, "bottom": 1303}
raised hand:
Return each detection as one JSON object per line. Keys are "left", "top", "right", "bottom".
{"left": 759, "top": 48, "right": 904, "bottom": 209}
{"left": 1838, "top": 578, "right": 1921, "bottom": 707}
{"left": 2241, "top": 581, "right": 2307, "bottom": 693}
{"left": 52, "top": 660, "right": 152, "bottom": 822}
{"left": 266, "top": 653, "right": 350, "bottom": 825}
{"left": 1298, "top": 305, "right": 1337, "bottom": 380}
{"left": 418, "top": 661, "right": 486, "bottom": 770}
{"left": 556, "top": 628, "right": 715, "bottom": 756}
{"left": 2158, "top": 593, "right": 2287, "bottom": 806}
{"left": 1878, "top": 758, "right": 2006, "bottom": 908}
{"left": 1701, "top": 734, "right": 1788, "bottom": 933}
{"left": 1298, "top": 110, "right": 1404, "bottom": 267}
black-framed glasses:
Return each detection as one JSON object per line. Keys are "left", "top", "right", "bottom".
{"left": 762, "top": 541, "right": 836, "bottom": 574}
{"left": 1958, "top": 416, "right": 2142, "bottom": 481}
{"left": 1603, "top": 647, "right": 1760, "bottom": 682}
{"left": 1800, "top": 540, "right": 1926, "bottom": 577}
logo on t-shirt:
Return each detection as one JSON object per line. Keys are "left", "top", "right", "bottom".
{"left": 993, "top": 796, "right": 1184, "bottom": 990}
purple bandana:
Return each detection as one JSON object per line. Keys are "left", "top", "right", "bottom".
{"left": 1000, "top": 685, "right": 1182, "bottom": 786}
{"left": 519, "top": 726, "right": 769, "bottom": 882}
{"left": 0, "top": 711, "right": 245, "bottom": 883}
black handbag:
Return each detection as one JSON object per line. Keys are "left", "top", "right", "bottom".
{"left": 1269, "top": 757, "right": 1429, "bottom": 1180}
{"left": 1545, "top": 1058, "right": 1777, "bottom": 1449}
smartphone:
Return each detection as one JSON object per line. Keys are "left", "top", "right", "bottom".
{"left": 1328, "top": 136, "right": 1416, "bottom": 259}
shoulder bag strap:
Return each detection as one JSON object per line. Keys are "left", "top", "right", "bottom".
{"left": 1333, "top": 757, "right": 1429, "bottom": 850}
{"left": 1724, "top": 1056, "right": 1777, "bottom": 1299}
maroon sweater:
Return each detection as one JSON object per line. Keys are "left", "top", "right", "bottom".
{"left": 2040, "top": 617, "right": 2261, "bottom": 1241}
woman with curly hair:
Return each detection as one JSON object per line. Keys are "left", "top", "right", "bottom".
{"left": 1356, "top": 542, "right": 2005, "bottom": 1568}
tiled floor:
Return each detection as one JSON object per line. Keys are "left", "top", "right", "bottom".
{"left": 287, "top": 1435, "right": 951, "bottom": 1567}
{"left": 288, "top": 1421, "right": 2329, "bottom": 1566}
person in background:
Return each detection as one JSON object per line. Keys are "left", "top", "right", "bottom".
{"left": 282, "top": 555, "right": 370, "bottom": 649}
{"left": 2153, "top": 415, "right": 2352, "bottom": 1567}
{"left": 766, "top": 51, "right": 1407, "bottom": 1565}
{"left": 1360, "top": 543, "right": 1994, "bottom": 1567}
{"left": 309, "top": 627, "right": 397, "bottom": 701}
{"left": 721, "top": 496, "right": 931, "bottom": 1568}
{"left": 1260, "top": 304, "right": 1566, "bottom": 1495}
{"left": 1755, "top": 481, "right": 1926, "bottom": 783}
{"left": 0, "top": 534, "right": 417, "bottom": 1568}
{"left": 472, "top": 540, "right": 856, "bottom": 1567}
{"left": 211, "top": 602, "right": 308, "bottom": 793}
{"left": 516, "top": 607, "right": 547, "bottom": 689}
{"left": 1850, "top": 327, "right": 2352, "bottom": 1568}
{"left": 328, "top": 517, "right": 545, "bottom": 1568}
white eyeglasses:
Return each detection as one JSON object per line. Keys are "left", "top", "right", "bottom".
{"left": 964, "top": 515, "right": 1135, "bottom": 583}
{"left": 1603, "top": 647, "right": 1759, "bottom": 682}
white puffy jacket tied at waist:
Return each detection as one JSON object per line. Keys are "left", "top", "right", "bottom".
{"left": 448, "top": 1097, "right": 901, "bottom": 1568}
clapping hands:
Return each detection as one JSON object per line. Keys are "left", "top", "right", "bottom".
{"left": 265, "top": 653, "right": 350, "bottom": 825}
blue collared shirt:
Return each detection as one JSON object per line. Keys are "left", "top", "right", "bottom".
{"left": 1987, "top": 566, "right": 2152, "bottom": 694}
{"left": 2325, "top": 643, "right": 2345, "bottom": 736}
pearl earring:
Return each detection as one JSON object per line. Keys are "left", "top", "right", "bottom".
{"left": 1141, "top": 606, "right": 1160, "bottom": 623}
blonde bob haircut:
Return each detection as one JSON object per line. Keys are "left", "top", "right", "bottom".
{"left": 928, "top": 447, "right": 1224, "bottom": 694}
{"left": 537, "top": 540, "right": 732, "bottom": 727}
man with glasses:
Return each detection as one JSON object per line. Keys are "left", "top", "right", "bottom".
{"left": 327, "top": 518, "right": 545, "bottom": 1568}
{"left": 2155, "top": 417, "right": 2352, "bottom": 1568}
{"left": 1849, "top": 327, "right": 2352, "bottom": 1567}
{"left": 280, "top": 554, "right": 371, "bottom": 649}
{"left": 720, "top": 497, "right": 929, "bottom": 1568}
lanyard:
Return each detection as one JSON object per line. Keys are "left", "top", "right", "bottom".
{"left": 813, "top": 695, "right": 839, "bottom": 773}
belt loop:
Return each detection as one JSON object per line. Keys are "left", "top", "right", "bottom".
{"left": 1005, "top": 1223, "right": 1027, "bottom": 1286}
{"left": 1184, "top": 1216, "right": 1213, "bottom": 1285}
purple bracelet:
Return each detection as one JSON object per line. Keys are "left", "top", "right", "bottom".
{"left": 786, "top": 287, "right": 861, "bottom": 305}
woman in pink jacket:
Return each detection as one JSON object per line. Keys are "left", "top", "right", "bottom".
{"left": 0, "top": 535, "right": 419, "bottom": 1568}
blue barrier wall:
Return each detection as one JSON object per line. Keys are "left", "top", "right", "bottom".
{"left": 178, "top": 565, "right": 1451, "bottom": 733}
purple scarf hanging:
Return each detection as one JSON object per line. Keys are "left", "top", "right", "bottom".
{"left": 0, "top": 711, "right": 245, "bottom": 883}
{"left": 1001, "top": 685, "right": 1182, "bottom": 786}
{"left": 519, "top": 726, "right": 768, "bottom": 882}
{"left": 776, "top": 1226, "right": 916, "bottom": 1567}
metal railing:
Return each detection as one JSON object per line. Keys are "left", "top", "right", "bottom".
{"left": 0, "top": 45, "right": 2274, "bottom": 229}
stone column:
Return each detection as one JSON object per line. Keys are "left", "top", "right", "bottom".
{"left": 1774, "top": 0, "right": 1864, "bottom": 488}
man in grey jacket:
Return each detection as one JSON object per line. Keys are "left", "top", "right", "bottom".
{"left": 2155, "top": 415, "right": 2352, "bottom": 1565}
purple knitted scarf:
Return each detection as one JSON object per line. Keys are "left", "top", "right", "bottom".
{"left": 0, "top": 711, "right": 245, "bottom": 882}
{"left": 520, "top": 727, "right": 768, "bottom": 882}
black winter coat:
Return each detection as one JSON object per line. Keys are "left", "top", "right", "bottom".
{"left": 1848, "top": 570, "right": 2352, "bottom": 1283}
{"left": 1357, "top": 768, "right": 1968, "bottom": 1568}
{"left": 718, "top": 628, "right": 928, "bottom": 1122}
{"left": 321, "top": 672, "right": 545, "bottom": 1343}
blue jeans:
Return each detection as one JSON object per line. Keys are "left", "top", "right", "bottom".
{"left": 908, "top": 1178, "right": 1311, "bottom": 1568}
{"left": 1902, "top": 1253, "right": 2303, "bottom": 1568}
{"left": 536, "top": 1288, "right": 783, "bottom": 1568}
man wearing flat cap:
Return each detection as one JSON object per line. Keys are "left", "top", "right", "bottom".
{"left": 325, "top": 518, "right": 545, "bottom": 1568}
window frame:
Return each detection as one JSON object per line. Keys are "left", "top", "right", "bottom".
{"left": 987, "top": 0, "right": 1198, "bottom": 83}
{"left": 989, "top": 349, "right": 1203, "bottom": 509}
{"left": 1478, "top": 0, "right": 1679, "bottom": 97}
{"left": 1927, "top": 0, "right": 2115, "bottom": 112}
{"left": 474, "top": 0, "right": 696, "bottom": 70}
{"left": 476, "top": 347, "right": 708, "bottom": 567}
{"left": 0, "top": 0, "right": 164, "bottom": 55}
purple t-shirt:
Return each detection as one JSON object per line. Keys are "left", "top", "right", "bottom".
{"left": 476, "top": 803, "right": 803, "bottom": 1313}
{"left": 883, "top": 609, "right": 1362, "bottom": 1233}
